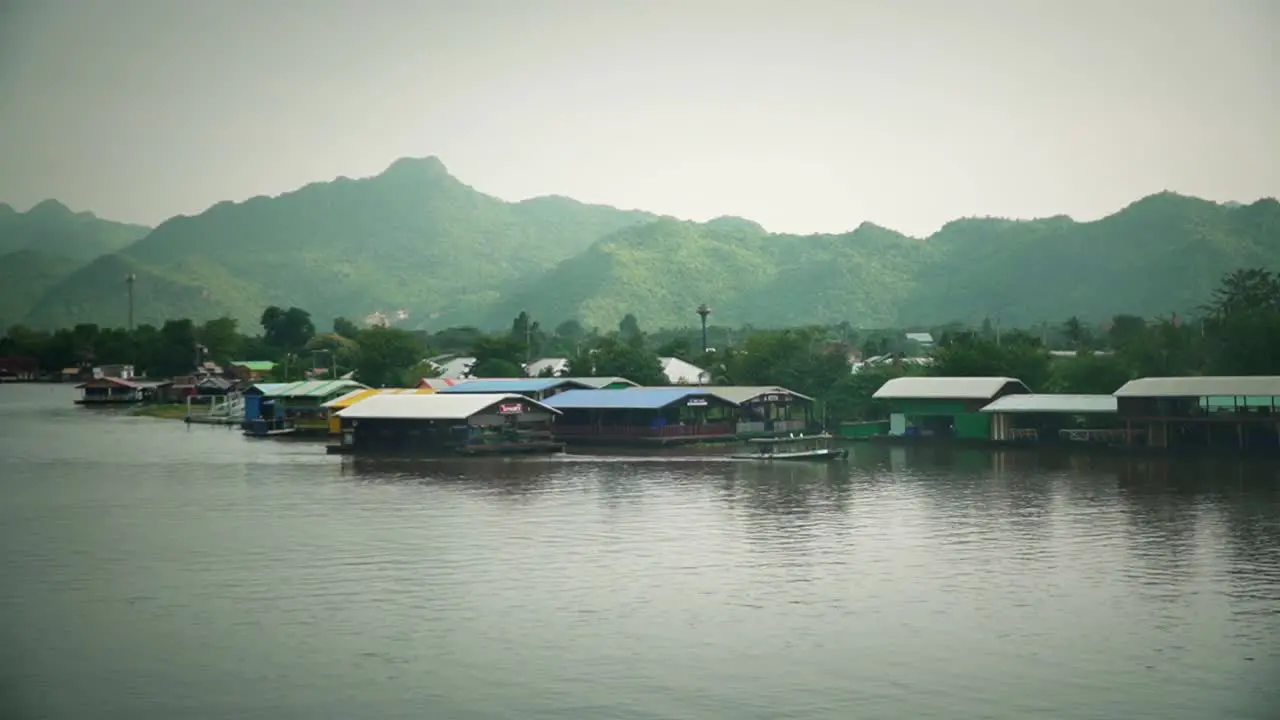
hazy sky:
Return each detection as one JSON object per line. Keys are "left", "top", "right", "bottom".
{"left": 0, "top": 0, "right": 1276, "bottom": 236}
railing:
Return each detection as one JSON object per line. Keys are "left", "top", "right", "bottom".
{"left": 1009, "top": 428, "right": 1039, "bottom": 441}
{"left": 1060, "top": 428, "right": 1144, "bottom": 444}
{"left": 554, "top": 422, "right": 736, "bottom": 439}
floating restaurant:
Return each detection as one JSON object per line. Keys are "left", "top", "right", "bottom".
{"left": 75, "top": 377, "right": 173, "bottom": 405}
{"left": 980, "top": 393, "right": 1124, "bottom": 444}
{"left": 321, "top": 387, "right": 437, "bottom": 434}
{"left": 872, "top": 376, "right": 1031, "bottom": 439}
{"left": 1113, "top": 376, "right": 1280, "bottom": 452}
{"left": 331, "top": 393, "right": 563, "bottom": 456}
{"left": 701, "top": 386, "right": 815, "bottom": 437}
{"left": 542, "top": 387, "right": 740, "bottom": 445}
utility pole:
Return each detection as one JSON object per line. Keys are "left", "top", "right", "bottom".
{"left": 125, "top": 273, "right": 136, "bottom": 332}
{"left": 696, "top": 304, "right": 711, "bottom": 353}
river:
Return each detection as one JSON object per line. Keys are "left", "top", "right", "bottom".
{"left": 1, "top": 383, "right": 1277, "bottom": 719}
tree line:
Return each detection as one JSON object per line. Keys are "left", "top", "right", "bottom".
{"left": 3, "top": 268, "right": 1277, "bottom": 422}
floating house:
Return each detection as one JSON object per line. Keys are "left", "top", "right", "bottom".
{"left": 332, "top": 393, "right": 563, "bottom": 456}
{"left": 436, "top": 377, "right": 594, "bottom": 401}
{"left": 75, "top": 377, "right": 172, "bottom": 405}
{"left": 980, "top": 393, "right": 1120, "bottom": 444}
{"left": 872, "top": 376, "right": 1031, "bottom": 439}
{"left": 706, "top": 386, "right": 815, "bottom": 436}
{"left": 543, "top": 387, "right": 740, "bottom": 445}
{"left": 1114, "top": 376, "right": 1280, "bottom": 452}
{"left": 321, "top": 387, "right": 437, "bottom": 434}
{"left": 242, "top": 379, "right": 368, "bottom": 435}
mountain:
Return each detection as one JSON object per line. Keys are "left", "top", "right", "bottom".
{"left": 491, "top": 194, "right": 1280, "bottom": 329}
{"left": 0, "top": 200, "right": 150, "bottom": 261}
{"left": 0, "top": 201, "right": 152, "bottom": 328}
{"left": 9, "top": 158, "right": 1279, "bottom": 332}
{"left": 0, "top": 249, "right": 79, "bottom": 330}
{"left": 22, "top": 157, "right": 656, "bottom": 330}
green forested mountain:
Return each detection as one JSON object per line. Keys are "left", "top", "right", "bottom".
{"left": 0, "top": 201, "right": 152, "bottom": 328}
{"left": 490, "top": 193, "right": 1280, "bottom": 329}
{"left": 7, "top": 157, "right": 1279, "bottom": 332}
{"left": 21, "top": 158, "right": 657, "bottom": 330}
{"left": 0, "top": 200, "right": 150, "bottom": 260}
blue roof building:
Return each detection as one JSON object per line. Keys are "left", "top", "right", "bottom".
{"left": 437, "top": 377, "right": 594, "bottom": 400}
{"left": 542, "top": 388, "right": 740, "bottom": 446}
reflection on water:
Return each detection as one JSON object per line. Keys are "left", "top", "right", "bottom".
{"left": 1, "top": 384, "right": 1278, "bottom": 720}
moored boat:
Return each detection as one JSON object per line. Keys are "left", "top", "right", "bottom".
{"left": 728, "top": 433, "right": 848, "bottom": 461}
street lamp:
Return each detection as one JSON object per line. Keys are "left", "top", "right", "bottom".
{"left": 696, "top": 304, "right": 711, "bottom": 353}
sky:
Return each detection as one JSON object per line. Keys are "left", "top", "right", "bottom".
{"left": 0, "top": 0, "right": 1276, "bottom": 236}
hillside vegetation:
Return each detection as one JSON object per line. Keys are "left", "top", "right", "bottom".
{"left": 6, "top": 157, "right": 1279, "bottom": 331}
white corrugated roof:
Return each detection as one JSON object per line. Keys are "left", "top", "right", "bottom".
{"left": 872, "top": 376, "right": 1029, "bottom": 400}
{"left": 1114, "top": 376, "right": 1280, "bottom": 398}
{"left": 980, "top": 394, "right": 1117, "bottom": 414}
{"left": 335, "top": 393, "right": 560, "bottom": 420}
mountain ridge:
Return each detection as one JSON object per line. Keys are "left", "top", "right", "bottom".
{"left": 4, "top": 157, "right": 1277, "bottom": 332}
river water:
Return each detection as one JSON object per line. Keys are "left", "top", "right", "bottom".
{"left": 1, "top": 383, "right": 1277, "bottom": 719}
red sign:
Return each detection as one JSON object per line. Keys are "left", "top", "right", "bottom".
{"left": 498, "top": 403, "right": 523, "bottom": 415}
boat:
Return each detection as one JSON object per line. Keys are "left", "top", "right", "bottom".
{"left": 728, "top": 433, "right": 849, "bottom": 461}
{"left": 242, "top": 417, "right": 297, "bottom": 437}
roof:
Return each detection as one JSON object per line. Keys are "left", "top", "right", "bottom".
{"left": 429, "top": 356, "right": 476, "bottom": 379}
{"left": 75, "top": 377, "right": 171, "bottom": 389}
{"left": 525, "top": 357, "right": 569, "bottom": 377}
{"left": 257, "top": 379, "right": 368, "bottom": 398}
{"left": 418, "top": 377, "right": 468, "bottom": 390}
{"left": 560, "top": 376, "right": 640, "bottom": 389}
{"left": 437, "top": 377, "right": 592, "bottom": 394}
{"left": 872, "top": 376, "right": 1029, "bottom": 400}
{"left": 1114, "top": 376, "right": 1280, "bottom": 398}
{"left": 543, "top": 387, "right": 738, "bottom": 410}
{"left": 980, "top": 394, "right": 1117, "bottom": 414}
{"left": 229, "top": 360, "right": 276, "bottom": 371}
{"left": 659, "top": 356, "right": 709, "bottom": 384}
{"left": 705, "top": 385, "right": 815, "bottom": 404}
{"left": 905, "top": 332, "right": 935, "bottom": 343}
{"left": 322, "top": 387, "right": 436, "bottom": 409}
{"left": 336, "top": 393, "right": 560, "bottom": 420}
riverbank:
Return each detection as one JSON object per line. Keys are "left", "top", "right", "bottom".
{"left": 130, "top": 403, "right": 189, "bottom": 420}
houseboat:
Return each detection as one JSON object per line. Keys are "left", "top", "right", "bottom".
{"left": 688, "top": 385, "right": 814, "bottom": 437}
{"left": 242, "top": 379, "right": 368, "bottom": 436}
{"left": 74, "top": 377, "right": 172, "bottom": 405}
{"left": 542, "top": 387, "right": 740, "bottom": 446}
{"left": 329, "top": 393, "right": 563, "bottom": 456}
{"left": 321, "top": 387, "right": 438, "bottom": 435}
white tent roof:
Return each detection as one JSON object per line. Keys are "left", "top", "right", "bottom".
{"left": 335, "top": 393, "right": 560, "bottom": 420}
{"left": 872, "top": 376, "right": 1028, "bottom": 400}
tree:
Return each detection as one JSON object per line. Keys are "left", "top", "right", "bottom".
{"left": 569, "top": 336, "right": 666, "bottom": 385}
{"left": 198, "top": 316, "right": 241, "bottom": 361}
{"left": 1202, "top": 268, "right": 1280, "bottom": 374}
{"left": 354, "top": 326, "right": 424, "bottom": 387}
{"left": 728, "top": 328, "right": 851, "bottom": 400}
{"left": 1047, "top": 352, "right": 1132, "bottom": 394}
{"left": 332, "top": 316, "right": 360, "bottom": 340}
{"left": 509, "top": 311, "right": 544, "bottom": 360}
{"left": 1060, "top": 316, "right": 1092, "bottom": 351}
{"left": 260, "top": 306, "right": 315, "bottom": 349}
{"left": 469, "top": 334, "right": 526, "bottom": 377}
{"left": 618, "top": 313, "right": 644, "bottom": 347}
{"left": 929, "top": 330, "right": 1051, "bottom": 391}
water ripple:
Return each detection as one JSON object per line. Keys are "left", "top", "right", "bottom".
{"left": 1, "top": 384, "right": 1279, "bottom": 719}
